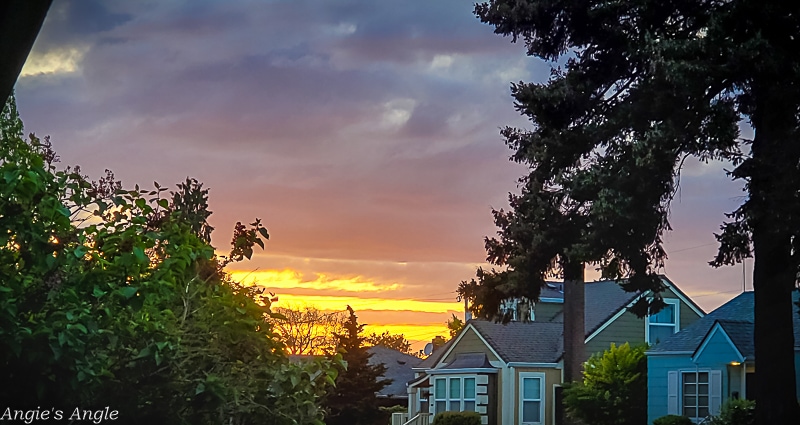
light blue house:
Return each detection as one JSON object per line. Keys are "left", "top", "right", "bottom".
{"left": 646, "top": 290, "right": 800, "bottom": 423}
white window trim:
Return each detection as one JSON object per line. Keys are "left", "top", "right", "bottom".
{"left": 669, "top": 369, "right": 722, "bottom": 423}
{"left": 681, "top": 370, "right": 711, "bottom": 422}
{"left": 645, "top": 298, "right": 680, "bottom": 345}
{"left": 518, "top": 372, "right": 545, "bottom": 425}
{"left": 432, "top": 376, "right": 477, "bottom": 415}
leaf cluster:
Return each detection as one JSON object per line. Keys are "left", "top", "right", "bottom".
{"left": 431, "top": 411, "right": 482, "bottom": 425}
{"left": 458, "top": 0, "right": 800, "bottom": 320}
{"left": 562, "top": 343, "right": 648, "bottom": 425}
{"left": 365, "top": 330, "right": 413, "bottom": 355}
{"left": 0, "top": 96, "right": 336, "bottom": 425}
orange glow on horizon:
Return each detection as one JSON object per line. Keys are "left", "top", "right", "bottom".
{"left": 229, "top": 269, "right": 401, "bottom": 293}
{"left": 270, "top": 293, "right": 460, "bottom": 314}
{"left": 229, "top": 266, "right": 462, "bottom": 353}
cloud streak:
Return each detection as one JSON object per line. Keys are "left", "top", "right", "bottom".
{"left": 14, "top": 0, "right": 751, "bottom": 346}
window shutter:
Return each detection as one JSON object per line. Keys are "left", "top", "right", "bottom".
{"left": 710, "top": 370, "right": 722, "bottom": 415}
{"left": 667, "top": 371, "right": 679, "bottom": 415}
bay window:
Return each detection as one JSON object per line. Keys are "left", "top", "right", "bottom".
{"left": 433, "top": 376, "right": 476, "bottom": 414}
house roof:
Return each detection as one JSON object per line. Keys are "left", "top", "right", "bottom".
{"left": 548, "top": 280, "right": 642, "bottom": 336}
{"left": 367, "top": 345, "right": 423, "bottom": 398}
{"left": 716, "top": 320, "right": 755, "bottom": 359}
{"left": 540, "top": 282, "right": 564, "bottom": 299}
{"left": 470, "top": 320, "right": 564, "bottom": 363}
{"left": 441, "top": 352, "right": 496, "bottom": 370}
{"left": 421, "top": 277, "right": 699, "bottom": 367}
{"left": 415, "top": 338, "right": 454, "bottom": 370}
{"left": 648, "top": 290, "right": 800, "bottom": 355}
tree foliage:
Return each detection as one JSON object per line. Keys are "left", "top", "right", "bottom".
{"left": 446, "top": 313, "right": 465, "bottom": 339}
{"left": 272, "top": 305, "right": 347, "bottom": 355}
{"left": 463, "top": 1, "right": 800, "bottom": 422}
{"left": 562, "top": 343, "right": 647, "bottom": 425}
{"left": 0, "top": 96, "right": 337, "bottom": 424}
{"left": 324, "top": 306, "right": 390, "bottom": 425}
{"left": 431, "top": 411, "right": 482, "bottom": 425}
{"left": 365, "top": 330, "right": 412, "bottom": 354}
{"left": 653, "top": 415, "right": 693, "bottom": 425}
{"left": 708, "top": 399, "right": 756, "bottom": 425}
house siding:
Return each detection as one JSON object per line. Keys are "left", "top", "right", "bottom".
{"left": 660, "top": 286, "right": 703, "bottom": 330}
{"left": 442, "top": 328, "right": 499, "bottom": 364}
{"left": 647, "top": 354, "right": 697, "bottom": 424}
{"left": 693, "top": 328, "right": 743, "bottom": 365}
{"left": 534, "top": 302, "right": 562, "bottom": 322}
{"left": 512, "top": 367, "right": 561, "bottom": 425}
{"left": 586, "top": 287, "right": 702, "bottom": 360}
{"left": 648, "top": 353, "right": 741, "bottom": 424}
{"left": 585, "top": 310, "right": 645, "bottom": 360}
{"left": 795, "top": 352, "right": 800, "bottom": 396}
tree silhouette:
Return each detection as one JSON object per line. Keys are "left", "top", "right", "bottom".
{"left": 468, "top": 1, "right": 800, "bottom": 422}
{"left": 324, "top": 306, "right": 390, "bottom": 425}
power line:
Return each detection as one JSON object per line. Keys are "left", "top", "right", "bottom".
{"left": 669, "top": 242, "right": 716, "bottom": 254}
{"left": 690, "top": 289, "right": 742, "bottom": 299}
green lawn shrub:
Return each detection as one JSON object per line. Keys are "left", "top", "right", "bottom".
{"left": 653, "top": 415, "right": 693, "bottom": 425}
{"left": 562, "top": 342, "right": 648, "bottom": 425}
{"left": 707, "top": 399, "right": 756, "bottom": 425}
{"left": 431, "top": 411, "right": 481, "bottom": 425}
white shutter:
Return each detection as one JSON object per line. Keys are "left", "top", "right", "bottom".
{"left": 710, "top": 370, "right": 722, "bottom": 415}
{"left": 667, "top": 371, "right": 679, "bottom": 415}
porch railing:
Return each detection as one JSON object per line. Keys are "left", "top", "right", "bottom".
{"left": 392, "top": 412, "right": 432, "bottom": 425}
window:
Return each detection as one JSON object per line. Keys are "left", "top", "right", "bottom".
{"left": 646, "top": 299, "right": 679, "bottom": 345}
{"left": 433, "top": 377, "right": 476, "bottom": 414}
{"left": 519, "top": 373, "right": 544, "bottom": 424}
{"left": 682, "top": 371, "right": 710, "bottom": 420}
{"left": 668, "top": 370, "right": 721, "bottom": 419}
{"left": 499, "top": 299, "right": 518, "bottom": 321}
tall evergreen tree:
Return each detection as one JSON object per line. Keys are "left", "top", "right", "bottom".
{"left": 465, "top": 1, "right": 800, "bottom": 423}
{"left": 324, "top": 306, "right": 390, "bottom": 425}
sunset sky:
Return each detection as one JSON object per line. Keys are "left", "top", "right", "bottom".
{"left": 16, "top": 0, "right": 753, "bottom": 352}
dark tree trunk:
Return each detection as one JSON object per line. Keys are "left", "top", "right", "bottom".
{"left": 749, "top": 79, "right": 800, "bottom": 425}
{"left": 0, "top": 0, "right": 53, "bottom": 103}
{"left": 562, "top": 260, "right": 585, "bottom": 383}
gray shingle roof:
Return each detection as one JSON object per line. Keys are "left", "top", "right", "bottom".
{"left": 649, "top": 291, "right": 800, "bottom": 355}
{"left": 417, "top": 280, "right": 646, "bottom": 366}
{"left": 716, "top": 320, "right": 755, "bottom": 359}
{"left": 547, "top": 280, "right": 641, "bottom": 335}
{"left": 441, "top": 353, "right": 496, "bottom": 370}
{"left": 469, "top": 320, "right": 564, "bottom": 363}
{"left": 367, "top": 345, "right": 423, "bottom": 398}
{"left": 540, "top": 282, "right": 564, "bottom": 298}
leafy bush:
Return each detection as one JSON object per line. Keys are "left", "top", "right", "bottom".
{"left": 707, "top": 399, "right": 756, "bottom": 425}
{"left": 562, "top": 342, "right": 647, "bottom": 425}
{"left": 379, "top": 404, "right": 408, "bottom": 415}
{"left": 653, "top": 415, "right": 693, "bottom": 425}
{"left": 0, "top": 96, "right": 339, "bottom": 424}
{"left": 431, "top": 411, "right": 481, "bottom": 425}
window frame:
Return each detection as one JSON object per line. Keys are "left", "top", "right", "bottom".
{"left": 432, "top": 376, "right": 477, "bottom": 415}
{"left": 518, "top": 372, "right": 545, "bottom": 425}
{"left": 681, "top": 370, "right": 710, "bottom": 422}
{"left": 645, "top": 298, "right": 680, "bottom": 345}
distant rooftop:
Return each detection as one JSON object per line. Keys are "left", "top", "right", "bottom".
{"left": 649, "top": 290, "right": 800, "bottom": 355}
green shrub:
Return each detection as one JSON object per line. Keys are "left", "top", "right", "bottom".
{"left": 379, "top": 404, "right": 408, "bottom": 414}
{"left": 431, "top": 411, "right": 481, "bottom": 425}
{"left": 707, "top": 399, "right": 755, "bottom": 425}
{"left": 562, "top": 342, "right": 647, "bottom": 425}
{"left": 653, "top": 415, "right": 693, "bottom": 425}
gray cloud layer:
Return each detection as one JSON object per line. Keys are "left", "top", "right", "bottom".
{"left": 16, "top": 0, "right": 748, "bottom": 311}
